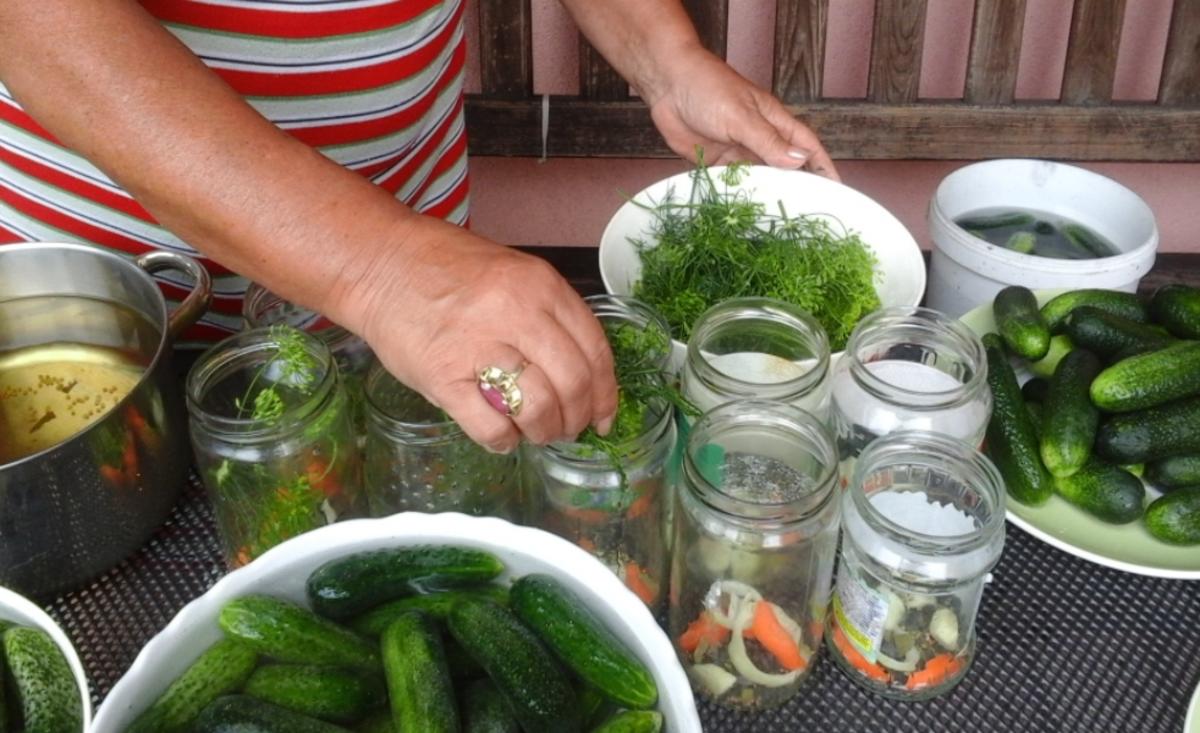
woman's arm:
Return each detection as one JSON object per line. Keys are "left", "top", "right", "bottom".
{"left": 0, "top": 0, "right": 617, "bottom": 450}
{"left": 558, "top": 0, "right": 839, "bottom": 178}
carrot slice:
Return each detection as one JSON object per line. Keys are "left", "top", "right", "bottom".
{"left": 680, "top": 610, "right": 731, "bottom": 654}
{"left": 99, "top": 464, "right": 125, "bottom": 486}
{"left": 744, "top": 601, "right": 807, "bottom": 671}
{"left": 624, "top": 562, "right": 658, "bottom": 606}
{"left": 905, "top": 652, "right": 962, "bottom": 690}
{"left": 832, "top": 624, "right": 890, "bottom": 683}
{"left": 626, "top": 491, "right": 655, "bottom": 520}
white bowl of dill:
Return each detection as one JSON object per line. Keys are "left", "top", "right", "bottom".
{"left": 599, "top": 164, "right": 926, "bottom": 366}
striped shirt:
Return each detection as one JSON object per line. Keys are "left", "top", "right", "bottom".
{"left": 0, "top": 0, "right": 470, "bottom": 340}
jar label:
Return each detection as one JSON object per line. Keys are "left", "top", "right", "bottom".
{"left": 832, "top": 570, "right": 888, "bottom": 663}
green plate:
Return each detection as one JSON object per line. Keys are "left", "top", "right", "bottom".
{"left": 960, "top": 289, "right": 1200, "bottom": 580}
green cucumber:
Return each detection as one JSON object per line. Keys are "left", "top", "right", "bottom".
{"left": 994, "top": 286, "right": 1050, "bottom": 360}
{"left": 1040, "top": 289, "right": 1149, "bottom": 333}
{"left": 510, "top": 574, "right": 657, "bottom": 710}
{"left": 983, "top": 334, "right": 1052, "bottom": 506}
{"left": 1095, "top": 396, "right": 1200, "bottom": 463}
{"left": 1145, "top": 455, "right": 1200, "bottom": 489}
{"left": 307, "top": 546, "right": 504, "bottom": 620}
{"left": 1063, "top": 307, "right": 1174, "bottom": 361}
{"left": 1021, "top": 377, "right": 1049, "bottom": 404}
{"left": 1144, "top": 488, "right": 1200, "bottom": 545}
{"left": 353, "top": 711, "right": 395, "bottom": 733}
{"left": 381, "top": 612, "right": 458, "bottom": 733}
{"left": 218, "top": 595, "right": 379, "bottom": 671}
{"left": 578, "top": 685, "right": 616, "bottom": 730}
{"left": 127, "top": 638, "right": 258, "bottom": 733}
{"left": 1090, "top": 341, "right": 1200, "bottom": 412}
{"left": 1061, "top": 224, "right": 1115, "bottom": 258}
{"left": 957, "top": 212, "right": 1034, "bottom": 230}
{"left": 2, "top": 627, "right": 81, "bottom": 733}
{"left": 350, "top": 585, "right": 509, "bottom": 636}
{"left": 1052, "top": 459, "right": 1144, "bottom": 524}
{"left": 1040, "top": 349, "right": 1102, "bottom": 477}
{"left": 462, "top": 679, "right": 520, "bottom": 733}
{"left": 192, "top": 695, "right": 352, "bottom": 732}
{"left": 1150, "top": 284, "right": 1200, "bottom": 339}
{"left": 243, "top": 665, "right": 384, "bottom": 724}
{"left": 1028, "top": 335, "right": 1074, "bottom": 378}
{"left": 448, "top": 599, "right": 580, "bottom": 733}
{"left": 1121, "top": 463, "right": 1146, "bottom": 478}
{"left": 1026, "top": 401, "right": 1043, "bottom": 436}
{"left": 591, "top": 710, "right": 664, "bottom": 733}
{"left": 1005, "top": 231, "right": 1036, "bottom": 254}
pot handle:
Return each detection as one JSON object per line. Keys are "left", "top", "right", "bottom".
{"left": 136, "top": 251, "right": 213, "bottom": 341}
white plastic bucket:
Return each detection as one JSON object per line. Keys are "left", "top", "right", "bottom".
{"left": 926, "top": 159, "right": 1158, "bottom": 318}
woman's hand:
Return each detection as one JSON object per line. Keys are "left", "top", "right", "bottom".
{"left": 350, "top": 218, "right": 619, "bottom": 454}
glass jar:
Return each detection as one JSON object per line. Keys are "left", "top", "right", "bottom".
{"left": 187, "top": 326, "right": 365, "bottom": 567}
{"left": 826, "top": 430, "right": 1005, "bottom": 700}
{"left": 681, "top": 297, "right": 832, "bottom": 420}
{"left": 830, "top": 306, "right": 990, "bottom": 480}
{"left": 363, "top": 360, "right": 520, "bottom": 520}
{"left": 668, "top": 400, "right": 840, "bottom": 710}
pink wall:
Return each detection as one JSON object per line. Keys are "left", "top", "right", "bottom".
{"left": 465, "top": 0, "right": 1200, "bottom": 253}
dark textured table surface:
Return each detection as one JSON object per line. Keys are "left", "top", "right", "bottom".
{"left": 41, "top": 249, "right": 1200, "bottom": 731}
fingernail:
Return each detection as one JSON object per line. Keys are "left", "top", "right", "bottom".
{"left": 484, "top": 442, "right": 513, "bottom": 455}
{"left": 787, "top": 149, "right": 809, "bottom": 162}
{"left": 596, "top": 415, "right": 615, "bottom": 436}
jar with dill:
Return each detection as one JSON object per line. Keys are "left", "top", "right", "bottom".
{"left": 669, "top": 400, "right": 840, "bottom": 710}
{"left": 362, "top": 360, "right": 520, "bottom": 521}
{"left": 186, "top": 325, "right": 365, "bottom": 567}
{"left": 522, "top": 295, "right": 693, "bottom": 613}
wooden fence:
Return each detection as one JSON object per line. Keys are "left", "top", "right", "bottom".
{"left": 465, "top": 0, "right": 1200, "bottom": 161}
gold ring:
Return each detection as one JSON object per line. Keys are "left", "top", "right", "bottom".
{"left": 478, "top": 364, "right": 525, "bottom": 417}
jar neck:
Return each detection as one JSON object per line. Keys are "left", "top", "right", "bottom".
{"left": 543, "top": 397, "right": 674, "bottom": 465}
{"left": 364, "top": 360, "right": 463, "bottom": 445}
{"left": 584, "top": 293, "right": 673, "bottom": 371}
{"left": 845, "top": 306, "right": 987, "bottom": 410}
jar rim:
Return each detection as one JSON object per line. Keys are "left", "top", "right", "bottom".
{"left": 583, "top": 293, "right": 674, "bottom": 372}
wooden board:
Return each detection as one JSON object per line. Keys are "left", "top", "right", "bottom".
{"left": 773, "top": 0, "right": 829, "bottom": 103}
{"left": 868, "top": 0, "right": 928, "bottom": 103}
{"left": 965, "top": 0, "right": 1027, "bottom": 105}
{"left": 477, "top": 0, "right": 533, "bottom": 98}
{"left": 1159, "top": 0, "right": 1200, "bottom": 106}
{"left": 1061, "top": 0, "right": 1126, "bottom": 105}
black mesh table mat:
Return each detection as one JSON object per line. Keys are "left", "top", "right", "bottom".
{"left": 44, "top": 472, "right": 1200, "bottom": 732}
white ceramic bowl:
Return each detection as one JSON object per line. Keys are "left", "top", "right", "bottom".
{"left": 92, "top": 513, "right": 701, "bottom": 732}
{"left": 599, "top": 165, "right": 927, "bottom": 368}
{"left": 0, "top": 585, "right": 92, "bottom": 730}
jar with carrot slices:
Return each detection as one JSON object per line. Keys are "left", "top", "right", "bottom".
{"left": 187, "top": 326, "right": 366, "bottom": 567}
{"left": 668, "top": 400, "right": 840, "bottom": 709}
{"left": 827, "top": 430, "right": 1005, "bottom": 700}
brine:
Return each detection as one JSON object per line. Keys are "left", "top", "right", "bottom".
{"left": 956, "top": 208, "right": 1119, "bottom": 259}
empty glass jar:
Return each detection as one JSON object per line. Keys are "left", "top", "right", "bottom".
{"left": 363, "top": 360, "right": 520, "bottom": 520}
{"left": 827, "top": 430, "right": 1006, "bottom": 700}
{"left": 669, "top": 400, "right": 840, "bottom": 710}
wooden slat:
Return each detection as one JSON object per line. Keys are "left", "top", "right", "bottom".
{"left": 477, "top": 0, "right": 533, "bottom": 98}
{"left": 964, "top": 0, "right": 1027, "bottom": 104}
{"left": 1062, "top": 0, "right": 1126, "bottom": 105}
{"left": 465, "top": 96, "right": 1200, "bottom": 161}
{"left": 773, "top": 0, "right": 829, "bottom": 103}
{"left": 579, "top": 39, "right": 628, "bottom": 101}
{"left": 682, "top": 0, "right": 730, "bottom": 58}
{"left": 867, "top": 0, "right": 927, "bottom": 103}
{"left": 1159, "top": 0, "right": 1200, "bottom": 106}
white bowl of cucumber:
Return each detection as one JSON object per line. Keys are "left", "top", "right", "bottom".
{"left": 0, "top": 585, "right": 92, "bottom": 730}
{"left": 93, "top": 513, "right": 702, "bottom": 732}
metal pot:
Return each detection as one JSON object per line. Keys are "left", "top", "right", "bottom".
{"left": 0, "top": 242, "right": 211, "bottom": 598}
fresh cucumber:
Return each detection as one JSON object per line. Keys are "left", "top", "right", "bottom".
{"left": 1040, "top": 289, "right": 1149, "bottom": 333}
{"left": 1052, "top": 459, "right": 1144, "bottom": 524}
{"left": 1021, "top": 377, "right": 1049, "bottom": 404}
{"left": 1144, "top": 488, "right": 1200, "bottom": 545}
{"left": 307, "top": 546, "right": 504, "bottom": 620}
{"left": 1040, "top": 349, "right": 1102, "bottom": 477}
{"left": 350, "top": 585, "right": 509, "bottom": 636}
{"left": 1061, "top": 224, "right": 1114, "bottom": 258}
{"left": 219, "top": 595, "right": 379, "bottom": 671}
{"left": 380, "top": 612, "right": 458, "bottom": 733}
{"left": 1145, "top": 455, "right": 1200, "bottom": 489}
{"left": 1090, "top": 341, "right": 1200, "bottom": 412}
{"left": 353, "top": 711, "right": 395, "bottom": 733}
{"left": 448, "top": 599, "right": 580, "bottom": 733}
{"left": 578, "top": 685, "right": 616, "bottom": 730}
{"left": 1005, "top": 231, "right": 1036, "bottom": 254}
{"left": 957, "top": 212, "right": 1034, "bottom": 230}
{"left": 994, "top": 286, "right": 1051, "bottom": 360}
{"left": 591, "top": 710, "right": 664, "bottom": 733}
{"left": 1063, "top": 307, "right": 1174, "bottom": 360}
{"left": 462, "top": 679, "right": 520, "bottom": 733}
{"left": 192, "top": 695, "right": 352, "bottom": 732}
{"left": 2, "top": 626, "right": 82, "bottom": 733}
{"left": 510, "top": 574, "right": 657, "bottom": 710}
{"left": 1028, "top": 335, "right": 1074, "bottom": 378}
{"left": 1095, "top": 396, "right": 1200, "bottom": 463}
{"left": 1149, "top": 284, "right": 1200, "bottom": 339}
{"left": 243, "top": 665, "right": 384, "bottom": 724}
{"left": 983, "top": 334, "right": 1052, "bottom": 506}
{"left": 127, "top": 638, "right": 258, "bottom": 733}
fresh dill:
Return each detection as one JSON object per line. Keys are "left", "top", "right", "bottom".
{"left": 234, "top": 325, "right": 319, "bottom": 424}
{"left": 631, "top": 157, "right": 881, "bottom": 350}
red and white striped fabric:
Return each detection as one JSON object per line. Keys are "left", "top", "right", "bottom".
{"left": 0, "top": 0, "right": 470, "bottom": 342}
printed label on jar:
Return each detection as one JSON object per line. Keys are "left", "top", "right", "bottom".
{"left": 832, "top": 569, "right": 888, "bottom": 663}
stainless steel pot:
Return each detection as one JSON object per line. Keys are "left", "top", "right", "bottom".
{"left": 0, "top": 242, "right": 211, "bottom": 598}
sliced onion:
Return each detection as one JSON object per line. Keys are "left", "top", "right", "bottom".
{"left": 877, "top": 646, "right": 920, "bottom": 673}
{"left": 931, "top": 607, "right": 959, "bottom": 650}
{"left": 727, "top": 599, "right": 802, "bottom": 688}
{"left": 689, "top": 663, "right": 738, "bottom": 697}
{"left": 702, "top": 579, "right": 763, "bottom": 628}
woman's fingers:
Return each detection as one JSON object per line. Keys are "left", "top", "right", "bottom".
{"left": 756, "top": 93, "right": 840, "bottom": 181}
{"left": 430, "top": 369, "right": 523, "bottom": 454}
{"left": 552, "top": 293, "right": 619, "bottom": 433}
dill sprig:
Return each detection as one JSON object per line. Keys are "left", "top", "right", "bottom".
{"left": 631, "top": 157, "right": 881, "bottom": 350}
{"left": 234, "top": 325, "right": 320, "bottom": 424}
